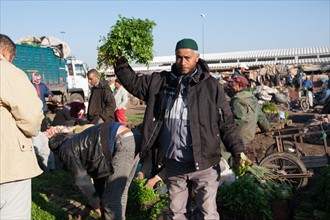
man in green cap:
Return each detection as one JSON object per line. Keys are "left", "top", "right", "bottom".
{"left": 114, "top": 38, "right": 245, "bottom": 219}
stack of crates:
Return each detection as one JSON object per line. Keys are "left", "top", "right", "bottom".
{"left": 13, "top": 44, "right": 67, "bottom": 83}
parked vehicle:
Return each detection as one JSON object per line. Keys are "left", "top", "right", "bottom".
{"left": 13, "top": 44, "right": 89, "bottom": 111}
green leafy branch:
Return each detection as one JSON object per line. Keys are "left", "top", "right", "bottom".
{"left": 97, "top": 15, "right": 156, "bottom": 68}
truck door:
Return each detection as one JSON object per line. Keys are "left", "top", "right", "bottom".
{"left": 73, "top": 63, "right": 89, "bottom": 101}
{"left": 66, "top": 61, "right": 90, "bottom": 102}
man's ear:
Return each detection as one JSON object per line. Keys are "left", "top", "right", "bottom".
{"left": 2, "top": 49, "right": 14, "bottom": 63}
{"left": 195, "top": 53, "right": 200, "bottom": 62}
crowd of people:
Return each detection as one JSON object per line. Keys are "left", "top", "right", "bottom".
{"left": 1, "top": 33, "right": 287, "bottom": 219}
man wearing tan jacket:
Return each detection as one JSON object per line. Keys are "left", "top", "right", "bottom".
{"left": 0, "top": 34, "right": 44, "bottom": 219}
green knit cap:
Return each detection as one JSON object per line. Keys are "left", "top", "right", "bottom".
{"left": 175, "top": 38, "right": 198, "bottom": 51}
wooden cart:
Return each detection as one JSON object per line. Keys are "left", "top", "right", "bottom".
{"left": 253, "top": 123, "right": 330, "bottom": 188}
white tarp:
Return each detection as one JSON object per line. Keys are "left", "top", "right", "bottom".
{"left": 15, "top": 35, "right": 71, "bottom": 59}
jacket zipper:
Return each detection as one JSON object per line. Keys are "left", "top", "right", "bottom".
{"left": 145, "top": 120, "right": 160, "bottom": 149}
{"left": 219, "top": 108, "right": 225, "bottom": 122}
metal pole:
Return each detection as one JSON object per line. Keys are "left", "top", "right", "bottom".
{"left": 200, "top": 13, "right": 205, "bottom": 59}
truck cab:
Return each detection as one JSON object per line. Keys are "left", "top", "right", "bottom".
{"left": 66, "top": 57, "right": 90, "bottom": 103}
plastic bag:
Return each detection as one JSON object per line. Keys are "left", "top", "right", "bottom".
{"left": 219, "top": 157, "right": 236, "bottom": 187}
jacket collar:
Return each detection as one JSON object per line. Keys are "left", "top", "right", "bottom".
{"left": 170, "top": 58, "right": 211, "bottom": 85}
{"left": 95, "top": 78, "right": 109, "bottom": 88}
{"left": 233, "top": 89, "right": 254, "bottom": 99}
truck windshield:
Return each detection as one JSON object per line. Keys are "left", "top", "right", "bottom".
{"left": 75, "top": 64, "right": 86, "bottom": 77}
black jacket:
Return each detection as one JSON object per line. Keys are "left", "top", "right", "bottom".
{"left": 87, "top": 78, "right": 116, "bottom": 124}
{"left": 52, "top": 108, "right": 75, "bottom": 126}
{"left": 58, "top": 123, "right": 113, "bottom": 210}
{"left": 115, "top": 58, "right": 244, "bottom": 171}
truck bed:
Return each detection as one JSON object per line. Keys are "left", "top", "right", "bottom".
{"left": 13, "top": 44, "right": 67, "bottom": 84}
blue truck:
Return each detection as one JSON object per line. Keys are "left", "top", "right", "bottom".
{"left": 13, "top": 44, "right": 89, "bottom": 110}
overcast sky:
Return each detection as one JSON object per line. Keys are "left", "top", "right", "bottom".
{"left": 1, "top": 0, "right": 329, "bottom": 68}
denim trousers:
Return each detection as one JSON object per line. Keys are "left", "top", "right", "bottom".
{"left": 102, "top": 130, "right": 141, "bottom": 220}
{"left": 163, "top": 158, "right": 220, "bottom": 220}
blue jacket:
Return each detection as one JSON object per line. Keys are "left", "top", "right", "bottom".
{"left": 302, "top": 79, "right": 313, "bottom": 89}
{"left": 32, "top": 82, "right": 52, "bottom": 111}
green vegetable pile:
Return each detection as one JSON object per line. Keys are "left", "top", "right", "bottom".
{"left": 127, "top": 178, "right": 168, "bottom": 220}
{"left": 266, "top": 182, "right": 293, "bottom": 201}
{"left": 262, "top": 102, "right": 279, "bottom": 114}
{"left": 217, "top": 174, "right": 293, "bottom": 220}
{"left": 127, "top": 178, "right": 159, "bottom": 210}
{"left": 217, "top": 175, "right": 272, "bottom": 220}
{"left": 294, "top": 165, "right": 330, "bottom": 219}
{"left": 314, "top": 165, "right": 330, "bottom": 214}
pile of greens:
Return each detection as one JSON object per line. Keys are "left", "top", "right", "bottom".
{"left": 217, "top": 174, "right": 293, "bottom": 220}
{"left": 217, "top": 175, "right": 272, "bottom": 220}
{"left": 127, "top": 178, "right": 168, "bottom": 220}
{"left": 262, "top": 102, "right": 279, "bottom": 114}
{"left": 127, "top": 178, "right": 159, "bottom": 211}
{"left": 294, "top": 165, "right": 330, "bottom": 219}
{"left": 313, "top": 165, "right": 330, "bottom": 219}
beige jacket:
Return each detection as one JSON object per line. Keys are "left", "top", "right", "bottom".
{"left": 0, "top": 54, "right": 44, "bottom": 184}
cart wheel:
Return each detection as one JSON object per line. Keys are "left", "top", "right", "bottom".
{"left": 259, "top": 152, "right": 308, "bottom": 189}
{"left": 265, "top": 141, "right": 305, "bottom": 157}
{"left": 300, "top": 97, "right": 309, "bottom": 112}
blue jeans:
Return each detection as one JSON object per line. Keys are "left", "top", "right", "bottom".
{"left": 102, "top": 129, "right": 141, "bottom": 220}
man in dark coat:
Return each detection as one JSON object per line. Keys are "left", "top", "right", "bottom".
{"left": 114, "top": 38, "right": 245, "bottom": 219}
{"left": 87, "top": 69, "right": 116, "bottom": 124}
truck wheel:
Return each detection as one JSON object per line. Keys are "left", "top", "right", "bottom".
{"left": 70, "top": 93, "right": 84, "bottom": 103}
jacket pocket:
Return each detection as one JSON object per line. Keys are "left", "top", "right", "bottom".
{"left": 17, "top": 136, "right": 34, "bottom": 152}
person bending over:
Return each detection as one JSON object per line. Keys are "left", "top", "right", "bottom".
{"left": 49, "top": 122, "right": 141, "bottom": 219}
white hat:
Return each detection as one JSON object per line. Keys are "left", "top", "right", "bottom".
{"left": 238, "top": 63, "right": 249, "bottom": 70}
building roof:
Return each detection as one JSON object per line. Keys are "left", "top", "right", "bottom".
{"left": 106, "top": 46, "right": 330, "bottom": 74}
{"left": 151, "top": 46, "right": 330, "bottom": 64}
